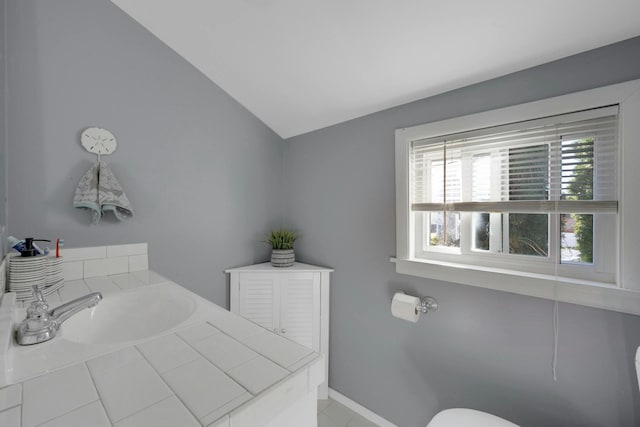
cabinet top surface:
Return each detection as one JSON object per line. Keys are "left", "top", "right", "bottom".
{"left": 2, "top": 270, "right": 323, "bottom": 427}
{"left": 225, "top": 262, "right": 334, "bottom": 273}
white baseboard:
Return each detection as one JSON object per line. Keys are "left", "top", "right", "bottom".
{"left": 328, "top": 388, "right": 397, "bottom": 427}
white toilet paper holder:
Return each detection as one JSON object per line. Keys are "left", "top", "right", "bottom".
{"left": 419, "top": 296, "right": 439, "bottom": 314}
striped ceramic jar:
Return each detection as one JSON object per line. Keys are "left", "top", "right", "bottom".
{"left": 271, "top": 249, "right": 295, "bottom": 267}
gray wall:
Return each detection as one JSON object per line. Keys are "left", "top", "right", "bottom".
{"left": 0, "top": 0, "right": 6, "bottom": 258}
{"left": 5, "top": 0, "right": 284, "bottom": 305}
{"left": 6, "top": 1, "right": 640, "bottom": 426}
{"left": 285, "top": 37, "right": 640, "bottom": 427}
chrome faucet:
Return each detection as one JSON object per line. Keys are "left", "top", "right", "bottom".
{"left": 16, "top": 285, "right": 103, "bottom": 345}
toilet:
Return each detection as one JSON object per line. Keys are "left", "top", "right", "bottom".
{"left": 427, "top": 408, "right": 518, "bottom": 427}
{"left": 429, "top": 346, "right": 640, "bottom": 426}
{"left": 636, "top": 347, "right": 640, "bottom": 396}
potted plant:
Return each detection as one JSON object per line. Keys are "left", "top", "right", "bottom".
{"left": 265, "top": 229, "right": 298, "bottom": 267}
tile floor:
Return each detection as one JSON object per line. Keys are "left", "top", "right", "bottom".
{"left": 317, "top": 399, "right": 379, "bottom": 427}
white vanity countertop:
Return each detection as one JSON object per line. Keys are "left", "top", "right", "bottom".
{"left": 0, "top": 270, "right": 324, "bottom": 427}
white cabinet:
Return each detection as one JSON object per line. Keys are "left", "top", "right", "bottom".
{"left": 226, "top": 262, "right": 332, "bottom": 399}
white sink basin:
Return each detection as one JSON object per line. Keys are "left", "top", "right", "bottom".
{"left": 4, "top": 280, "right": 226, "bottom": 386}
{"left": 61, "top": 285, "right": 197, "bottom": 345}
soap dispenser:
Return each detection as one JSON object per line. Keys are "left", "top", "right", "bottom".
{"left": 20, "top": 238, "right": 51, "bottom": 257}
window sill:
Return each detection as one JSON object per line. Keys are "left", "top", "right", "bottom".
{"left": 393, "top": 257, "right": 640, "bottom": 316}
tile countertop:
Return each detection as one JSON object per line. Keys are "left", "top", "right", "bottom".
{"left": 0, "top": 270, "right": 324, "bottom": 427}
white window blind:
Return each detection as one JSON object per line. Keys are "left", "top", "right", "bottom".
{"left": 410, "top": 106, "right": 618, "bottom": 215}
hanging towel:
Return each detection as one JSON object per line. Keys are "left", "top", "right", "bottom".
{"left": 73, "top": 161, "right": 133, "bottom": 224}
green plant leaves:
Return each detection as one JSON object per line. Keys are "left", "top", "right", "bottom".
{"left": 264, "top": 229, "right": 298, "bottom": 249}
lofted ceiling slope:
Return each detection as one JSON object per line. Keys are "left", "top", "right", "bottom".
{"left": 111, "top": 0, "right": 640, "bottom": 138}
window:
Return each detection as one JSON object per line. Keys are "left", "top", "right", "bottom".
{"left": 410, "top": 107, "right": 618, "bottom": 283}
{"left": 395, "top": 80, "right": 640, "bottom": 315}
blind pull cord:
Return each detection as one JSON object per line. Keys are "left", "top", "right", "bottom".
{"left": 552, "top": 198, "right": 560, "bottom": 381}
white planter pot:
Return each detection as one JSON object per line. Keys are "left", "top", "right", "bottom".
{"left": 271, "top": 249, "right": 295, "bottom": 267}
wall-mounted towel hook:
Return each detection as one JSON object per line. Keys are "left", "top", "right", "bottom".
{"left": 80, "top": 127, "right": 118, "bottom": 162}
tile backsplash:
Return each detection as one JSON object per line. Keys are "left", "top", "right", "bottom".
{"left": 60, "top": 243, "right": 149, "bottom": 281}
{"left": 1, "top": 243, "right": 149, "bottom": 293}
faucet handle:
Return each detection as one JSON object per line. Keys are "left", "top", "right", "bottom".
{"left": 26, "top": 285, "right": 49, "bottom": 320}
{"left": 32, "top": 285, "right": 45, "bottom": 303}
{"left": 25, "top": 285, "right": 51, "bottom": 332}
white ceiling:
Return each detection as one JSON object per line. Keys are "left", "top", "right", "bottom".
{"left": 111, "top": 0, "right": 640, "bottom": 139}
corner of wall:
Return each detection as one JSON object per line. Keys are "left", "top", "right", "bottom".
{"left": 1, "top": 0, "right": 7, "bottom": 258}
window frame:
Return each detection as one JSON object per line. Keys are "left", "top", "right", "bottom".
{"left": 395, "top": 79, "right": 640, "bottom": 315}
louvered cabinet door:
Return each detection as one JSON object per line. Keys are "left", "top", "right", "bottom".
{"left": 236, "top": 273, "right": 280, "bottom": 333}
{"left": 279, "top": 272, "right": 320, "bottom": 351}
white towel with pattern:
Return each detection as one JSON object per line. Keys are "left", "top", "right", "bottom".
{"left": 73, "top": 161, "right": 133, "bottom": 224}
